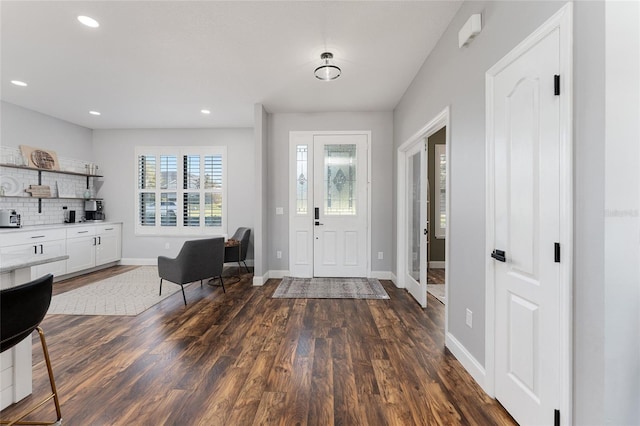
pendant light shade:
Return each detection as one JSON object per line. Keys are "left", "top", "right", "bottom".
{"left": 314, "top": 52, "right": 341, "bottom": 81}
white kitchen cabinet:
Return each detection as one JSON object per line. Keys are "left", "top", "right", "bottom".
{"left": 95, "top": 224, "right": 121, "bottom": 266}
{"left": 0, "top": 229, "right": 67, "bottom": 279}
{"left": 65, "top": 226, "right": 96, "bottom": 274}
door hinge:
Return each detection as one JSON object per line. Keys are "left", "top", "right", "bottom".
{"left": 554, "top": 75, "right": 560, "bottom": 95}
{"left": 554, "top": 242, "right": 560, "bottom": 263}
{"left": 554, "top": 409, "right": 560, "bottom": 426}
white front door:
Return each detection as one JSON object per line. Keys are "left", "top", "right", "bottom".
{"left": 487, "top": 7, "right": 571, "bottom": 424}
{"left": 405, "top": 140, "right": 427, "bottom": 307}
{"left": 289, "top": 132, "right": 369, "bottom": 278}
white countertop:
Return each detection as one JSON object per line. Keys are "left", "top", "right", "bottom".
{"left": 0, "top": 253, "right": 70, "bottom": 273}
{"left": 0, "top": 221, "right": 123, "bottom": 235}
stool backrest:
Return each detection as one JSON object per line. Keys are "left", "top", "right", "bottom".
{"left": 1, "top": 274, "right": 53, "bottom": 353}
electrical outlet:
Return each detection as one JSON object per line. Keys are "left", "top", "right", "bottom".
{"left": 276, "top": 250, "right": 282, "bottom": 259}
{"left": 164, "top": 243, "right": 170, "bottom": 250}
{"left": 378, "top": 251, "right": 383, "bottom": 260}
{"left": 466, "top": 309, "right": 473, "bottom": 328}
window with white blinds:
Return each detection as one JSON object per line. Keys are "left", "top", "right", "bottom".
{"left": 135, "top": 146, "right": 226, "bottom": 235}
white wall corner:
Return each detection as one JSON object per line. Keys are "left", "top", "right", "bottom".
{"left": 445, "top": 332, "right": 490, "bottom": 395}
{"left": 389, "top": 271, "right": 398, "bottom": 286}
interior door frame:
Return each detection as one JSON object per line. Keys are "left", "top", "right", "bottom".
{"left": 289, "top": 131, "right": 372, "bottom": 278}
{"left": 484, "top": 3, "right": 573, "bottom": 423}
{"left": 396, "top": 107, "right": 450, "bottom": 315}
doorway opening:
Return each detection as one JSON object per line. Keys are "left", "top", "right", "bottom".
{"left": 426, "top": 127, "right": 447, "bottom": 305}
{"left": 396, "top": 107, "right": 450, "bottom": 312}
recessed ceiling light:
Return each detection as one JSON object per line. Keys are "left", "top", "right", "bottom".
{"left": 201, "top": 109, "right": 211, "bottom": 115}
{"left": 77, "top": 15, "right": 99, "bottom": 28}
{"left": 11, "top": 80, "right": 28, "bottom": 87}
{"left": 89, "top": 111, "right": 101, "bottom": 116}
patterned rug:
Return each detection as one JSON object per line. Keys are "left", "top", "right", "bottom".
{"left": 48, "top": 266, "right": 188, "bottom": 316}
{"left": 272, "top": 276, "right": 390, "bottom": 299}
{"left": 427, "top": 284, "right": 446, "bottom": 304}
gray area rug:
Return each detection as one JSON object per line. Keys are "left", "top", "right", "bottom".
{"left": 48, "top": 266, "right": 187, "bottom": 316}
{"left": 427, "top": 283, "right": 446, "bottom": 304}
{"left": 272, "top": 276, "right": 390, "bottom": 299}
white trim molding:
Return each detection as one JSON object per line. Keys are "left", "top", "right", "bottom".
{"left": 445, "top": 332, "right": 488, "bottom": 393}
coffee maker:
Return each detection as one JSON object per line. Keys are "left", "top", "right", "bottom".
{"left": 85, "top": 200, "right": 105, "bottom": 221}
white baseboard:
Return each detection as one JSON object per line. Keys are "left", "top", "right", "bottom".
{"left": 389, "top": 272, "right": 398, "bottom": 286}
{"left": 445, "top": 332, "right": 488, "bottom": 393}
{"left": 253, "top": 272, "right": 268, "bottom": 286}
{"left": 429, "top": 261, "right": 445, "bottom": 269}
{"left": 268, "top": 270, "right": 289, "bottom": 279}
{"left": 370, "top": 271, "right": 393, "bottom": 280}
{"left": 120, "top": 258, "right": 156, "bottom": 266}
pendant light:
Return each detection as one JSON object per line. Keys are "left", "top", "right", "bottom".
{"left": 314, "top": 52, "right": 341, "bottom": 81}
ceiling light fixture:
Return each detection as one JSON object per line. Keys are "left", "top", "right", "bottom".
{"left": 314, "top": 52, "right": 341, "bottom": 81}
{"left": 201, "top": 109, "right": 211, "bottom": 115}
{"left": 77, "top": 15, "right": 100, "bottom": 28}
{"left": 89, "top": 110, "right": 101, "bottom": 116}
{"left": 11, "top": 80, "right": 28, "bottom": 87}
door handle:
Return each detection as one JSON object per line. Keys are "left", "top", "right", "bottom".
{"left": 315, "top": 221, "right": 324, "bottom": 226}
{"left": 424, "top": 228, "right": 428, "bottom": 235}
{"left": 315, "top": 207, "right": 319, "bottom": 220}
{"left": 491, "top": 249, "right": 506, "bottom": 262}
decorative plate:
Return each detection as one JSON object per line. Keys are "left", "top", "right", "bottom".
{"left": 0, "top": 175, "right": 20, "bottom": 196}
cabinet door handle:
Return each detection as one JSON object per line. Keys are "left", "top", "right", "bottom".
{"left": 40, "top": 244, "right": 44, "bottom": 254}
{"left": 78, "top": 231, "right": 89, "bottom": 234}
{"left": 98, "top": 236, "right": 101, "bottom": 245}
{"left": 31, "top": 235, "right": 45, "bottom": 239}
{"left": 93, "top": 237, "right": 97, "bottom": 246}
{"left": 34, "top": 245, "right": 38, "bottom": 254}
{"left": 105, "top": 228, "right": 114, "bottom": 231}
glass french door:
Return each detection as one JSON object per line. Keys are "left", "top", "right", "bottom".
{"left": 406, "top": 140, "right": 427, "bottom": 307}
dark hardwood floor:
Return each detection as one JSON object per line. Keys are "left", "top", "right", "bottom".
{"left": 2, "top": 266, "right": 516, "bottom": 425}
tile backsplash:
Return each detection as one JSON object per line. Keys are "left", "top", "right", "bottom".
{"left": 0, "top": 146, "right": 99, "bottom": 226}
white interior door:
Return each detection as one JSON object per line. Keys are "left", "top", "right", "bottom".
{"left": 313, "top": 134, "right": 368, "bottom": 277}
{"left": 489, "top": 21, "right": 563, "bottom": 426}
{"left": 405, "top": 140, "right": 427, "bottom": 307}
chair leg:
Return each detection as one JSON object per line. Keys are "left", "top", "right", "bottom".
{"left": 219, "top": 276, "right": 226, "bottom": 293}
{"left": 180, "top": 285, "right": 187, "bottom": 305}
{"left": 38, "top": 327, "right": 62, "bottom": 423}
{"left": 159, "top": 278, "right": 163, "bottom": 296}
{"left": 200, "top": 279, "right": 203, "bottom": 288}
{"left": 4, "top": 327, "right": 63, "bottom": 426}
{"left": 242, "top": 260, "right": 249, "bottom": 273}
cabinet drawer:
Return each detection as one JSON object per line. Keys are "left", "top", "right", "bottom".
{"left": 66, "top": 226, "right": 96, "bottom": 239}
{"left": 0, "top": 229, "right": 66, "bottom": 247}
{"left": 97, "top": 224, "right": 120, "bottom": 235}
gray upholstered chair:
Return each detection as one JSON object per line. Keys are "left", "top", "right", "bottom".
{"left": 158, "top": 237, "right": 225, "bottom": 305}
{"left": 224, "top": 227, "right": 251, "bottom": 273}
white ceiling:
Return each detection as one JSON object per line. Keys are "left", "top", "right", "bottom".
{"left": 1, "top": 1, "right": 462, "bottom": 129}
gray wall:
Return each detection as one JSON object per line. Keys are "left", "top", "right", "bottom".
{"left": 267, "top": 112, "right": 394, "bottom": 274}
{"left": 253, "top": 104, "right": 269, "bottom": 281}
{"left": 92, "top": 128, "right": 254, "bottom": 261}
{"left": 1, "top": 101, "right": 93, "bottom": 160}
{"left": 394, "top": 0, "right": 639, "bottom": 423}
{"left": 394, "top": 0, "right": 566, "bottom": 367}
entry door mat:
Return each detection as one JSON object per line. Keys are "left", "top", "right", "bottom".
{"left": 48, "top": 266, "right": 189, "bottom": 316}
{"left": 272, "top": 276, "right": 390, "bottom": 299}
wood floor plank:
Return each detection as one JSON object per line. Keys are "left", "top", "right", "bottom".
{"left": 1, "top": 267, "right": 516, "bottom": 426}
